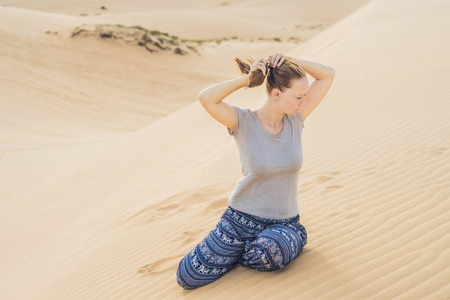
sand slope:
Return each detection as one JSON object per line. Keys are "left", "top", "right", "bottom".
{"left": 1, "top": 0, "right": 449, "bottom": 299}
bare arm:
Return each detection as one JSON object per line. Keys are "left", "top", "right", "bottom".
{"left": 197, "top": 75, "right": 250, "bottom": 133}
{"left": 286, "top": 56, "right": 335, "bottom": 121}
{"left": 198, "top": 75, "right": 249, "bottom": 105}
{"left": 286, "top": 56, "right": 335, "bottom": 80}
{"left": 198, "top": 57, "right": 267, "bottom": 133}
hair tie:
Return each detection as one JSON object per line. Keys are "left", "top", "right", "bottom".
{"left": 244, "top": 75, "right": 250, "bottom": 89}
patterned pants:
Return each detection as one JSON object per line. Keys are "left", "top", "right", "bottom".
{"left": 176, "top": 206, "right": 307, "bottom": 289}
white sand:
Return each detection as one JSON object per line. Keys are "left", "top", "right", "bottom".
{"left": 0, "top": 0, "right": 449, "bottom": 299}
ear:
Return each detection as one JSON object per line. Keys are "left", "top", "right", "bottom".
{"left": 271, "top": 88, "right": 281, "bottom": 99}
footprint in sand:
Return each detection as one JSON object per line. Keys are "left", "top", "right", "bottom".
{"left": 204, "top": 198, "right": 228, "bottom": 212}
{"left": 405, "top": 146, "right": 448, "bottom": 157}
{"left": 120, "top": 203, "right": 184, "bottom": 226}
{"left": 302, "top": 171, "right": 342, "bottom": 190}
{"left": 170, "top": 229, "right": 206, "bottom": 246}
{"left": 325, "top": 185, "right": 342, "bottom": 190}
{"left": 316, "top": 175, "right": 333, "bottom": 183}
{"left": 124, "top": 186, "right": 231, "bottom": 227}
{"left": 314, "top": 170, "right": 342, "bottom": 183}
{"left": 136, "top": 255, "right": 183, "bottom": 275}
{"left": 425, "top": 147, "right": 448, "bottom": 157}
{"left": 330, "top": 171, "right": 342, "bottom": 176}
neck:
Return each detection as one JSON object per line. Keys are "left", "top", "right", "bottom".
{"left": 256, "top": 99, "right": 285, "bottom": 127}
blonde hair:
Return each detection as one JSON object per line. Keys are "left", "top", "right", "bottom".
{"left": 233, "top": 56, "right": 307, "bottom": 95}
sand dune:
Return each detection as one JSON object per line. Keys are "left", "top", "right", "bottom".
{"left": 1, "top": 0, "right": 449, "bottom": 299}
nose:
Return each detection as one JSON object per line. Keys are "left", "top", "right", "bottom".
{"left": 299, "top": 97, "right": 306, "bottom": 107}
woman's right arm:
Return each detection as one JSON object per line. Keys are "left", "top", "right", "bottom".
{"left": 198, "top": 75, "right": 249, "bottom": 133}
{"left": 198, "top": 75, "right": 249, "bottom": 105}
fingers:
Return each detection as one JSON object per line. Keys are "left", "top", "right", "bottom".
{"left": 277, "top": 55, "right": 286, "bottom": 67}
{"left": 249, "top": 54, "right": 286, "bottom": 76}
{"left": 266, "top": 53, "right": 286, "bottom": 68}
{"left": 251, "top": 58, "right": 268, "bottom": 75}
{"left": 260, "top": 58, "right": 268, "bottom": 75}
{"left": 257, "top": 58, "right": 267, "bottom": 75}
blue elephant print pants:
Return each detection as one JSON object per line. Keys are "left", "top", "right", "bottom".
{"left": 176, "top": 206, "right": 307, "bottom": 289}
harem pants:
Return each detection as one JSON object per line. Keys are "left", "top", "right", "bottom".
{"left": 176, "top": 206, "right": 307, "bottom": 289}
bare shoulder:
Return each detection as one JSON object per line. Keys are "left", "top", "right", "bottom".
{"left": 200, "top": 101, "right": 237, "bottom": 133}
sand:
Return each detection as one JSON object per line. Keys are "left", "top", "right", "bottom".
{"left": 0, "top": 0, "right": 449, "bottom": 299}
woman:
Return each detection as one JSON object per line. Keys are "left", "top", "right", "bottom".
{"left": 176, "top": 53, "right": 335, "bottom": 289}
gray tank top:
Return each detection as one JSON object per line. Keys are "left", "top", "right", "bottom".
{"left": 227, "top": 105, "right": 305, "bottom": 219}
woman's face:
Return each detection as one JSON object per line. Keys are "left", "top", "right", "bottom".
{"left": 277, "top": 77, "right": 309, "bottom": 115}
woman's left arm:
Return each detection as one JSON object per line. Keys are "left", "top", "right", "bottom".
{"left": 287, "top": 56, "right": 335, "bottom": 80}
{"left": 287, "top": 56, "right": 335, "bottom": 121}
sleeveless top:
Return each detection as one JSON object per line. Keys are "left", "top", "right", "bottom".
{"left": 227, "top": 105, "right": 305, "bottom": 219}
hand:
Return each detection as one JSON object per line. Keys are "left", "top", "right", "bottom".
{"left": 249, "top": 57, "right": 269, "bottom": 76}
{"left": 266, "top": 53, "right": 287, "bottom": 68}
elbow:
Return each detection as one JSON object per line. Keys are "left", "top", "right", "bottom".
{"left": 198, "top": 91, "right": 213, "bottom": 105}
{"left": 322, "top": 67, "right": 335, "bottom": 82}
{"left": 198, "top": 87, "right": 211, "bottom": 103}
{"left": 198, "top": 92, "right": 205, "bottom": 103}
{"left": 329, "top": 67, "right": 336, "bottom": 78}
